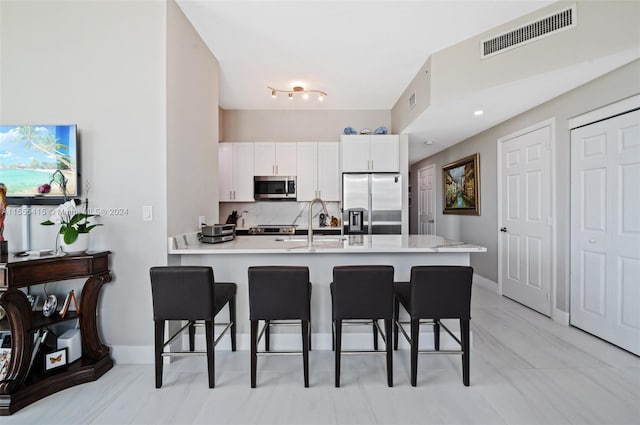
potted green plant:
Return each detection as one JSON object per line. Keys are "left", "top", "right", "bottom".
{"left": 41, "top": 199, "right": 102, "bottom": 254}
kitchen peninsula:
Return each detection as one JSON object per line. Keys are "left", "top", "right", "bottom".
{"left": 168, "top": 234, "right": 486, "bottom": 348}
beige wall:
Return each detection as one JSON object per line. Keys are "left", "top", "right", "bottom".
{"left": 221, "top": 109, "right": 390, "bottom": 142}
{"left": 410, "top": 59, "right": 640, "bottom": 313}
{"left": 167, "top": 0, "right": 220, "bottom": 234}
{"left": 1, "top": 0, "right": 168, "bottom": 355}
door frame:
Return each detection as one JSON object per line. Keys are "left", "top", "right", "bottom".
{"left": 417, "top": 164, "right": 436, "bottom": 235}
{"left": 497, "top": 118, "right": 558, "bottom": 319}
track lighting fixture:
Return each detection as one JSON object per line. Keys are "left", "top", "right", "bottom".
{"left": 268, "top": 85, "right": 327, "bottom": 101}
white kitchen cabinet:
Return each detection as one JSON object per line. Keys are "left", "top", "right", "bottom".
{"left": 218, "top": 142, "right": 254, "bottom": 202}
{"left": 296, "top": 142, "right": 339, "bottom": 202}
{"left": 254, "top": 142, "right": 297, "bottom": 176}
{"left": 317, "top": 142, "right": 340, "bottom": 201}
{"left": 341, "top": 134, "right": 399, "bottom": 172}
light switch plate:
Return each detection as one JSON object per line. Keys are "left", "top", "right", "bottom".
{"left": 143, "top": 205, "right": 153, "bottom": 222}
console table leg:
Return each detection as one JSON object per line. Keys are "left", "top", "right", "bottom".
{"left": 0, "top": 290, "right": 34, "bottom": 394}
{"left": 79, "top": 272, "right": 112, "bottom": 362}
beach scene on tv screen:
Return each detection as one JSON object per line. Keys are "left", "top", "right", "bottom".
{"left": 0, "top": 125, "right": 77, "bottom": 197}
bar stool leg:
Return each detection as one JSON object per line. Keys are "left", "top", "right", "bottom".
{"left": 331, "top": 321, "right": 335, "bottom": 351}
{"left": 154, "top": 320, "right": 165, "bottom": 388}
{"left": 265, "top": 320, "right": 271, "bottom": 352}
{"left": 410, "top": 318, "right": 419, "bottom": 387}
{"left": 372, "top": 320, "right": 379, "bottom": 350}
{"left": 302, "top": 319, "right": 310, "bottom": 387}
{"left": 393, "top": 297, "right": 399, "bottom": 350}
{"left": 188, "top": 321, "right": 196, "bottom": 352}
{"left": 229, "top": 295, "right": 237, "bottom": 352}
{"left": 334, "top": 319, "right": 342, "bottom": 388}
{"left": 385, "top": 318, "right": 393, "bottom": 387}
{"left": 205, "top": 319, "right": 215, "bottom": 388}
{"left": 434, "top": 320, "right": 440, "bottom": 351}
{"left": 251, "top": 320, "right": 258, "bottom": 388}
{"left": 461, "top": 318, "right": 470, "bottom": 386}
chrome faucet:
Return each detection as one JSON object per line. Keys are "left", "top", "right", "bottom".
{"left": 308, "top": 197, "right": 329, "bottom": 247}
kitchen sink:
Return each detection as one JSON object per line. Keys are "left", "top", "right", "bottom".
{"left": 275, "top": 236, "right": 347, "bottom": 243}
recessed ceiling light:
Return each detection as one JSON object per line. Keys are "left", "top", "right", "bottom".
{"left": 473, "top": 109, "right": 484, "bottom": 116}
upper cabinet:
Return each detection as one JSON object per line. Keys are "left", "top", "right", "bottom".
{"left": 254, "top": 142, "right": 297, "bottom": 176}
{"left": 219, "top": 142, "right": 255, "bottom": 202}
{"left": 341, "top": 135, "right": 399, "bottom": 172}
{"left": 296, "top": 142, "right": 339, "bottom": 202}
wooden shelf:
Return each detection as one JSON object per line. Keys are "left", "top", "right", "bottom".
{"left": 30, "top": 311, "right": 79, "bottom": 331}
{"left": 0, "top": 251, "right": 113, "bottom": 415}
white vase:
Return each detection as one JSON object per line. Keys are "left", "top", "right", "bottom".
{"left": 60, "top": 233, "right": 89, "bottom": 255}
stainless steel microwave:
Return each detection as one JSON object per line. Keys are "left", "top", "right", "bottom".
{"left": 254, "top": 176, "right": 296, "bottom": 200}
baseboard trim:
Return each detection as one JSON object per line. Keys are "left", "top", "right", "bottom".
{"left": 553, "top": 308, "right": 570, "bottom": 326}
{"left": 473, "top": 273, "right": 498, "bottom": 292}
{"left": 110, "top": 345, "right": 155, "bottom": 364}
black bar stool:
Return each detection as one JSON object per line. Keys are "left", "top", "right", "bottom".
{"left": 393, "top": 266, "right": 473, "bottom": 386}
{"left": 331, "top": 265, "right": 394, "bottom": 388}
{"left": 248, "top": 266, "right": 311, "bottom": 388}
{"left": 150, "top": 266, "right": 236, "bottom": 388}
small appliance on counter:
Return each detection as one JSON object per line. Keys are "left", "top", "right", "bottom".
{"left": 199, "top": 224, "right": 236, "bottom": 244}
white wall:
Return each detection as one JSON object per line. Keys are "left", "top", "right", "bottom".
{"left": 1, "top": 0, "right": 168, "bottom": 359}
{"left": 167, "top": 0, "right": 220, "bottom": 234}
{"left": 410, "top": 59, "right": 640, "bottom": 312}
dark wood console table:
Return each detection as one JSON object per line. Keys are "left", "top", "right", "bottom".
{"left": 0, "top": 251, "right": 113, "bottom": 415}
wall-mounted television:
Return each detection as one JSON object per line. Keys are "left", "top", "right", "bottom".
{"left": 0, "top": 124, "right": 79, "bottom": 205}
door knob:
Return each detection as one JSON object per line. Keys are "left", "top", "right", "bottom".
{"left": 500, "top": 227, "right": 508, "bottom": 232}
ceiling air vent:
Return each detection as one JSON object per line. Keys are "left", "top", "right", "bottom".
{"left": 408, "top": 92, "right": 416, "bottom": 110}
{"left": 481, "top": 5, "right": 576, "bottom": 59}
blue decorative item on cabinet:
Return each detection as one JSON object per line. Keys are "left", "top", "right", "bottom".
{"left": 374, "top": 126, "right": 388, "bottom": 135}
{"left": 344, "top": 127, "right": 357, "bottom": 135}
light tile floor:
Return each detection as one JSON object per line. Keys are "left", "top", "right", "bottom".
{"left": 3, "top": 285, "right": 639, "bottom": 425}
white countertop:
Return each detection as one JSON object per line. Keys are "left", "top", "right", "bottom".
{"left": 169, "top": 233, "right": 487, "bottom": 255}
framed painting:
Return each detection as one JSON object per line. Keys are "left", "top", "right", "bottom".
{"left": 442, "top": 153, "right": 480, "bottom": 215}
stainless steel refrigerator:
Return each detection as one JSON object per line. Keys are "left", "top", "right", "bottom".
{"left": 342, "top": 173, "right": 402, "bottom": 235}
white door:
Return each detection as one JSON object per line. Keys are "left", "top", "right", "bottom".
{"left": 499, "top": 123, "right": 553, "bottom": 316}
{"left": 417, "top": 165, "right": 435, "bottom": 235}
{"left": 570, "top": 109, "right": 640, "bottom": 355}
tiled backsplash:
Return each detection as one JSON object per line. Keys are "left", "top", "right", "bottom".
{"left": 219, "top": 201, "right": 341, "bottom": 229}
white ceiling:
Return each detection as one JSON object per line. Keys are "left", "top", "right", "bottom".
{"left": 177, "top": 1, "right": 635, "bottom": 164}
